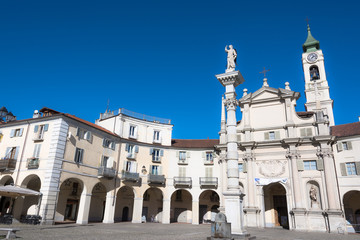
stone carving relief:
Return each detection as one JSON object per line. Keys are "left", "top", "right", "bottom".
{"left": 257, "top": 160, "right": 286, "bottom": 178}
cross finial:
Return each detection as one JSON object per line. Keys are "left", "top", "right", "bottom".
{"left": 305, "top": 17, "right": 310, "bottom": 25}
{"left": 259, "top": 67, "right": 270, "bottom": 77}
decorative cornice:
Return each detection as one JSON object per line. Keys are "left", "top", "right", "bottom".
{"left": 316, "top": 148, "right": 333, "bottom": 158}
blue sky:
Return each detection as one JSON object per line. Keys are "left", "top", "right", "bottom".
{"left": 1, "top": 1, "right": 359, "bottom": 139}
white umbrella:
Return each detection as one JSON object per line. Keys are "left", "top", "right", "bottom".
{"left": 0, "top": 185, "right": 41, "bottom": 197}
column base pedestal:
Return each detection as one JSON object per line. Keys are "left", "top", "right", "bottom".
{"left": 244, "top": 207, "right": 260, "bottom": 227}
{"left": 325, "top": 210, "right": 344, "bottom": 234}
{"left": 223, "top": 191, "right": 246, "bottom": 235}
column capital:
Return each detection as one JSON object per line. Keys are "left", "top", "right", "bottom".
{"left": 224, "top": 98, "right": 238, "bottom": 111}
{"left": 242, "top": 152, "right": 255, "bottom": 162}
{"left": 216, "top": 71, "right": 244, "bottom": 87}
{"left": 316, "top": 148, "right": 333, "bottom": 158}
{"left": 285, "top": 150, "right": 301, "bottom": 160}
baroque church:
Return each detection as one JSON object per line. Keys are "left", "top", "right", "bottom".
{"left": 0, "top": 25, "right": 358, "bottom": 235}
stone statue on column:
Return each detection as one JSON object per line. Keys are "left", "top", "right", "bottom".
{"left": 225, "top": 45, "right": 237, "bottom": 72}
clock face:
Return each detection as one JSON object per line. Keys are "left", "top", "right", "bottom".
{"left": 307, "top": 53, "right": 318, "bottom": 63}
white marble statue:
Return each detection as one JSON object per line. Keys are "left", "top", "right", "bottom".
{"left": 225, "top": 45, "right": 237, "bottom": 71}
{"left": 309, "top": 185, "right": 318, "bottom": 208}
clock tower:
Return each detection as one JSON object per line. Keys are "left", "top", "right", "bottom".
{"left": 302, "top": 24, "right": 335, "bottom": 126}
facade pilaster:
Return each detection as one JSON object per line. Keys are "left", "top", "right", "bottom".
{"left": 102, "top": 192, "right": 116, "bottom": 223}
{"left": 162, "top": 198, "right": 170, "bottom": 224}
{"left": 192, "top": 201, "right": 199, "bottom": 225}
{"left": 76, "top": 193, "right": 92, "bottom": 224}
{"left": 132, "top": 197, "right": 144, "bottom": 223}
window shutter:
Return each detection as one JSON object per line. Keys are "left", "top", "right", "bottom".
{"left": 186, "top": 152, "right": 190, "bottom": 158}
{"left": 10, "top": 129, "right": 15, "bottom": 138}
{"left": 160, "top": 149, "right": 164, "bottom": 156}
{"left": 76, "top": 127, "right": 80, "bottom": 137}
{"left": 264, "top": 132, "right": 269, "bottom": 140}
{"left": 347, "top": 142, "right": 353, "bottom": 150}
{"left": 14, "top": 147, "right": 20, "bottom": 160}
{"left": 300, "top": 128, "right": 306, "bottom": 137}
{"left": 176, "top": 151, "right": 179, "bottom": 158}
{"left": 306, "top": 128, "right": 312, "bottom": 136}
{"left": 275, "top": 131, "right": 280, "bottom": 140}
{"left": 159, "top": 166, "right": 163, "bottom": 175}
{"left": 135, "top": 145, "right": 139, "bottom": 153}
{"left": 316, "top": 158, "right": 324, "bottom": 171}
{"left": 336, "top": 143, "right": 343, "bottom": 152}
{"left": 34, "top": 144, "right": 41, "bottom": 158}
{"left": 134, "top": 126, "right": 138, "bottom": 138}
{"left": 355, "top": 162, "right": 360, "bottom": 175}
{"left": 87, "top": 131, "right": 92, "bottom": 142}
{"left": 125, "top": 143, "right": 129, "bottom": 152}
{"left": 297, "top": 159, "right": 304, "bottom": 171}
{"left": 74, "top": 149, "right": 79, "bottom": 162}
{"left": 149, "top": 148, "right": 153, "bottom": 155}
{"left": 340, "top": 163, "right": 347, "bottom": 176}
{"left": 5, "top": 147, "right": 11, "bottom": 158}
{"left": 44, "top": 124, "right": 49, "bottom": 132}
{"left": 34, "top": 125, "right": 39, "bottom": 133}
{"left": 131, "top": 161, "right": 137, "bottom": 173}
{"left": 243, "top": 161, "right": 247, "bottom": 173}
{"left": 103, "top": 138, "right": 106, "bottom": 147}
{"left": 111, "top": 142, "right": 115, "bottom": 150}
{"left": 19, "top": 128, "right": 24, "bottom": 137}
{"left": 80, "top": 149, "right": 84, "bottom": 163}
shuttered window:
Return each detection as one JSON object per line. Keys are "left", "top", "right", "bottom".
{"left": 33, "top": 144, "right": 41, "bottom": 158}
{"left": 304, "top": 160, "right": 317, "bottom": 170}
{"left": 179, "top": 167, "right": 186, "bottom": 177}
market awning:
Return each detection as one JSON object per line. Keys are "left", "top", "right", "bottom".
{"left": 0, "top": 185, "right": 41, "bottom": 197}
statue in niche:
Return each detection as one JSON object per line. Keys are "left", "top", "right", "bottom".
{"left": 225, "top": 45, "right": 237, "bottom": 71}
{"left": 309, "top": 185, "right": 319, "bottom": 209}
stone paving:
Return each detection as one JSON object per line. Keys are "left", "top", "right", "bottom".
{"left": 0, "top": 222, "right": 358, "bottom": 240}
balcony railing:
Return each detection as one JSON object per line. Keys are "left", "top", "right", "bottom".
{"left": 178, "top": 159, "right": 188, "bottom": 165}
{"left": 100, "top": 108, "right": 171, "bottom": 124}
{"left": 204, "top": 159, "right": 214, "bottom": 165}
{"left": 174, "top": 177, "right": 192, "bottom": 187}
{"left": 33, "top": 134, "right": 44, "bottom": 141}
{"left": 152, "top": 156, "right": 161, "bottom": 163}
{"left": 121, "top": 171, "right": 140, "bottom": 182}
{"left": 199, "top": 177, "right": 218, "bottom": 187}
{"left": 0, "top": 158, "right": 17, "bottom": 172}
{"left": 148, "top": 174, "right": 165, "bottom": 184}
{"left": 98, "top": 166, "right": 116, "bottom": 179}
{"left": 27, "top": 158, "right": 39, "bottom": 169}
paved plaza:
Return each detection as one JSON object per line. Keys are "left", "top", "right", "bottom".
{"left": 0, "top": 222, "right": 358, "bottom": 240}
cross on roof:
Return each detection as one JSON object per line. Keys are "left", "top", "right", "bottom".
{"left": 305, "top": 17, "right": 309, "bottom": 25}
{"left": 259, "top": 67, "right": 270, "bottom": 77}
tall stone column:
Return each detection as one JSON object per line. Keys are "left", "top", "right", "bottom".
{"left": 216, "top": 70, "right": 245, "bottom": 234}
{"left": 192, "top": 200, "right": 199, "bottom": 225}
{"left": 162, "top": 198, "right": 171, "bottom": 224}
{"left": 102, "top": 192, "right": 116, "bottom": 223}
{"left": 132, "top": 197, "right": 143, "bottom": 223}
{"left": 76, "top": 192, "right": 92, "bottom": 224}
{"left": 285, "top": 149, "right": 303, "bottom": 209}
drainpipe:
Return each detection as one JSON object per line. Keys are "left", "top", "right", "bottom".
{"left": 15, "top": 121, "right": 30, "bottom": 186}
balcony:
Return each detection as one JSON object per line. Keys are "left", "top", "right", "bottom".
{"left": 98, "top": 166, "right": 116, "bottom": 179}
{"left": 174, "top": 177, "right": 192, "bottom": 187}
{"left": 33, "top": 133, "right": 44, "bottom": 141}
{"left": 148, "top": 174, "right": 165, "bottom": 184}
{"left": 204, "top": 159, "right": 214, "bottom": 165}
{"left": 0, "top": 158, "right": 17, "bottom": 172}
{"left": 121, "top": 171, "right": 140, "bottom": 182}
{"left": 27, "top": 158, "right": 39, "bottom": 169}
{"left": 199, "top": 177, "right": 218, "bottom": 188}
{"left": 152, "top": 156, "right": 161, "bottom": 163}
{"left": 178, "top": 159, "right": 188, "bottom": 165}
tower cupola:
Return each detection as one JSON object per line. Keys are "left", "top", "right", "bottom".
{"left": 302, "top": 24, "right": 320, "bottom": 53}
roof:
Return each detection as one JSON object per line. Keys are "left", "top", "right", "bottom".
{"left": 171, "top": 139, "right": 219, "bottom": 148}
{"left": 331, "top": 122, "right": 360, "bottom": 138}
{"left": 303, "top": 24, "right": 320, "bottom": 53}
{"left": 64, "top": 114, "right": 118, "bottom": 137}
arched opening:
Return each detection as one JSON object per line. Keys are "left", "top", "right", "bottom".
{"left": 307, "top": 181, "right": 322, "bottom": 210}
{"left": 88, "top": 183, "right": 107, "bottom": 222}
{"left": 343, "top": 190, "right": 360, "bottom": 233}
{"left": 170, "top": 189, "right": 192, "bottom": 223}
{"left": 199, "top": 190, "right": 220, "bottom": 224}
{"left": 16, "top": 175, "right": 41, "bottom": 220}
{"left": 0, "top": 177, "right": 14, "bottom": 216}
{"left": 55, "top": 178, "right": 84, "bottom": 222}
{"left": 114, "top": 186, "right": 134, "bottom": 222}
{"left": 142, "top": 188, "right": 163, "bottom": 223}
{"left": 309, "top": 65, "right": 320, "bottom": 81}
{"left": 263, "top": 182, "right": 289, "bottom": 229}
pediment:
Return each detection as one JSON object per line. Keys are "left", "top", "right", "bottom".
{"left": 239, "top": 86, "right": 299, "bottom": 103}
{"left": 252, "top": 90, "right": 279, "bottom": 101}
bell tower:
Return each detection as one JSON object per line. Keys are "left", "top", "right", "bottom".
{"left": 302, "top": 24, "right": 335, "bottom": 126}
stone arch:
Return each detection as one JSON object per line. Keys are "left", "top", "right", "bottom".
{"left": 306, "top": 180, "right": 322, "bottom": 210}
{"left": 199, "top": 190, "right": 220, "bottom": 224}
{"left": 263, "top": 182, "right": 289, "bottom": 229}
{"left": 0, "top": 176, "right": 14, "bottom": 215}
{"left": 88, "top": 182, "right": 107, "bottom": 222}
{"left": 170, "top": 189, "right": 192, "bottom": 223}
{"left": 343, "top": 190, "right": 360, "bottom": 233}
{"left": 55, "top": 178, "right": 84, "bottom": 222}
{"left": 0, "top": 176, "right": 14, "bottom": 186}
{"left": 115, "top": 186, "right": 135, "bottom": 222}
{"left": 142, "top": 187, "right": 163, "bottom": 223}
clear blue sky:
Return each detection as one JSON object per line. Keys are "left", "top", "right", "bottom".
{"left": 1, "top": 1, "right": 359, "bottom": 139}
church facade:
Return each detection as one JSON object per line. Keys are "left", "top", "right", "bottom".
{"left": 0, "top": 25, "right": 359, "bottom": 234}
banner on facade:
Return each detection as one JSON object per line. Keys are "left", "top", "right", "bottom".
{"left": 254, "top": 177, "right": 287, "bottom": 186}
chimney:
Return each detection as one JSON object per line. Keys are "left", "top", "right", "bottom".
{"left": 33, "top": 110, "right": 40, "bottom": 118}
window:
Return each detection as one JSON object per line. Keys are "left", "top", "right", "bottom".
{"left": 153, "top": 130, "right": 160, "bottom": 142}
{"left": 34, "top": 124, "right": 49, "bottom": 140}
{"left": 76, "top": 128, "right": 92, "bottom": 142}
{"left": 125, "top": 161, "right": 137, "bottom": 173}
{"left": 238, "top": 163, "right": 243, "bottom": 173}
{"left": 103, "top": 138, "right": 115, "bottom": 150}
{"left": 176, "top": 190, "right": 182, "bottom": 201}
{"left": 151, "top": 165, "right": 161, "bottom": 175}
{"left": 10, "top": 128, "right": 23, "bottom": 138}
{"left": 129, "top": 125, "right": 137, "bottom": 139}
{"left": 304, "top": 160, "right": 317, "bottom": 170}
{"left": 269, "top": 131, "right": 275, "bottom": 140}
{"left": 74, "top": 148, "right": 84, "bottom": 164}
{"left": 150, "top": 148, "right": 163, "bottom": 162}
{"left": 337, "top": 141, "right": 352, "bottom": 152}
{"left": 264, "top": 131, "right": 280, "bottom": 140}
{"left": 346, "top": 163, "right": 357, "bottom": 175}
{"left": 101, "top": 156, "right": 109, "bottom": 167}
{"left": 5, "top": 147, "right": 19, "bottom": 160}
{"left": 300, "top": 128, "right": 312, "bottom": 137}
{"left": 178, "top": 151, "right": 189, "bottom": 164}
{"left": 126, "top": 144, "right": 138, "bottom": 159}
{"left": 33, "top": 144, "right": 41, "bottom": 158}
{"left": 179, "top": 151, "right": 186, "bottom": 161}
{"left": 205, "top": 152, "right": 213, "bottom": 164}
